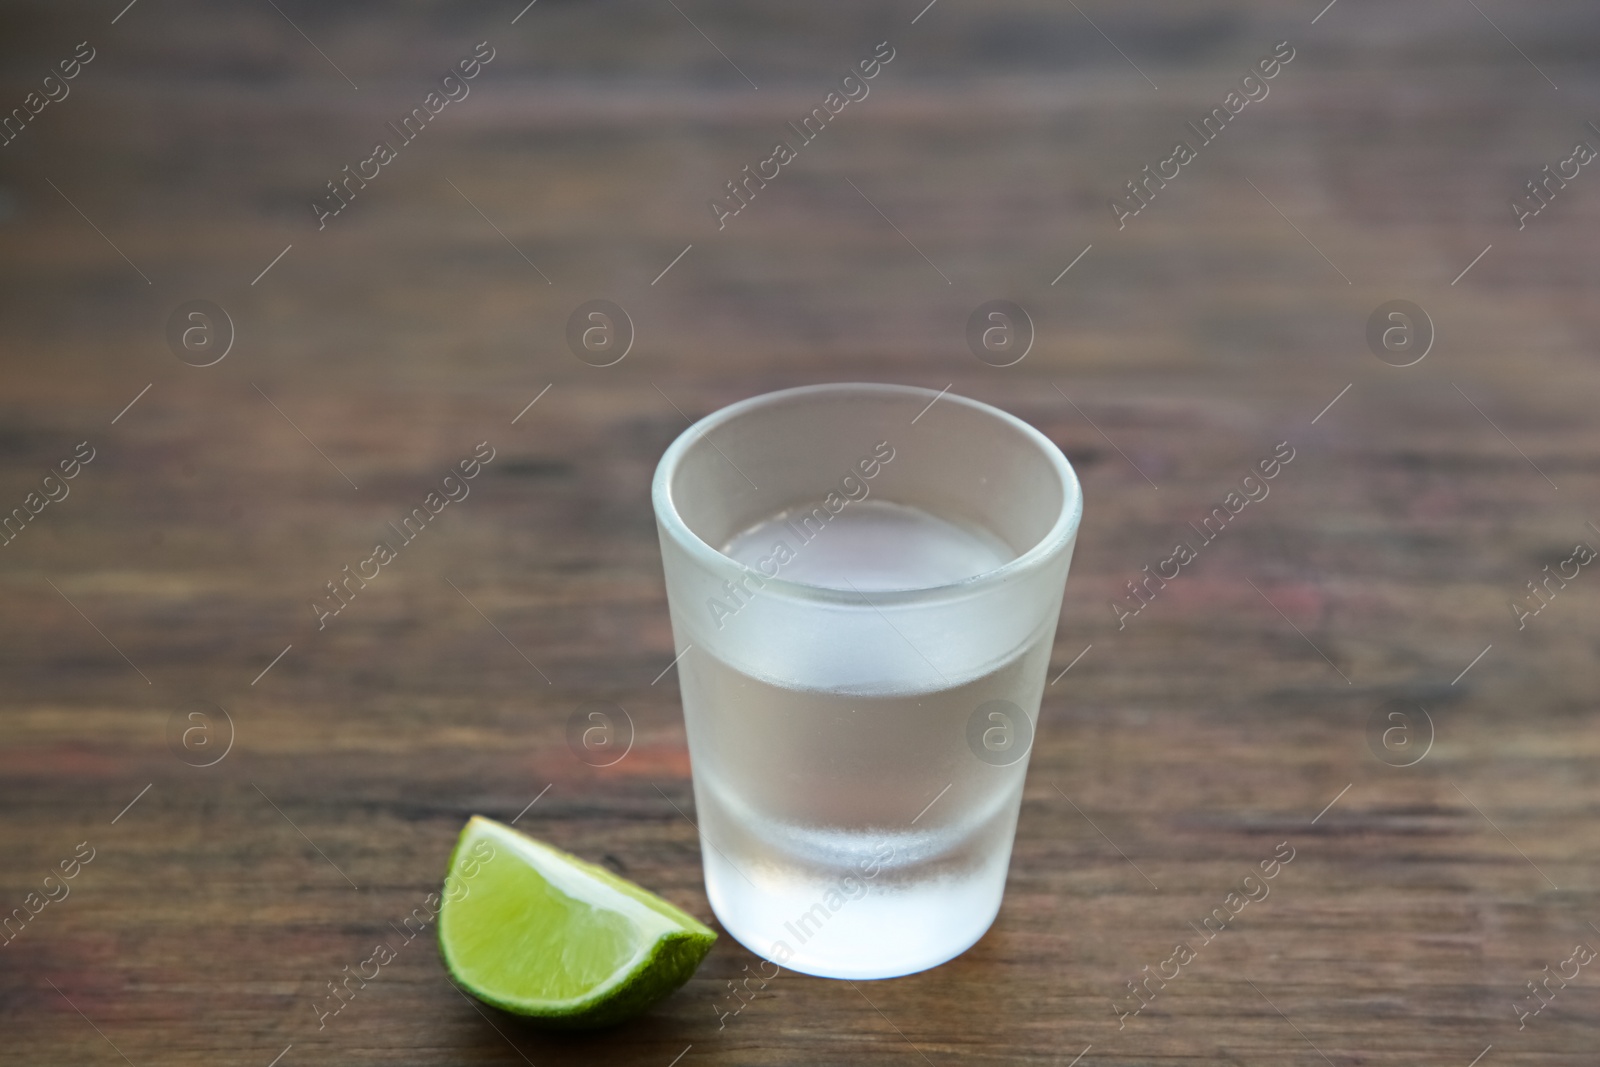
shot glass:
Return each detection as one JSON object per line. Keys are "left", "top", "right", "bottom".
{"left": 652, "top": 383, "right": 1082, "bottom": 979}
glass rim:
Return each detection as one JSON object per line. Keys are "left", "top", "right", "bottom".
{"left": 652, "top": 382, "right": 1083, "bottom": 606}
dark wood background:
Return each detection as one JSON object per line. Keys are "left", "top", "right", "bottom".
{"left": 2, "top": 1, "right": 1598, "bottom": 1063}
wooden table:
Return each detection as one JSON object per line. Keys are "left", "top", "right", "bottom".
{"left": 3, "top": 2, "right": 1597, "bottom": 1063}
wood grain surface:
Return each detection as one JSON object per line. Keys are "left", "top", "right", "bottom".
{"left": 2, "top": 1, "right": 1599, "bottom": 1064}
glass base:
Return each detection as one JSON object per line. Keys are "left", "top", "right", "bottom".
{"left": 702, "top": 846, "right": 1004, "bottom": 979}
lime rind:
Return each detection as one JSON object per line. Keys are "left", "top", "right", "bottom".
{"left": 439, "top": 816, "right": 716, "bottom": 1027}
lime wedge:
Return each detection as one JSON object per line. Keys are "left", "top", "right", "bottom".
{"left": 438, "top": 815, "right": 716, "bottom": 1027}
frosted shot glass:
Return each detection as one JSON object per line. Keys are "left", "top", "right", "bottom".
{"left": 652, "top": 383, "right": 1082, "bottom": 979}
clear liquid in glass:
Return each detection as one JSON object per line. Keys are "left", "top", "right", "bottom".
{"left": 681, "top": 500, "right": 1047, "bottom": 978}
